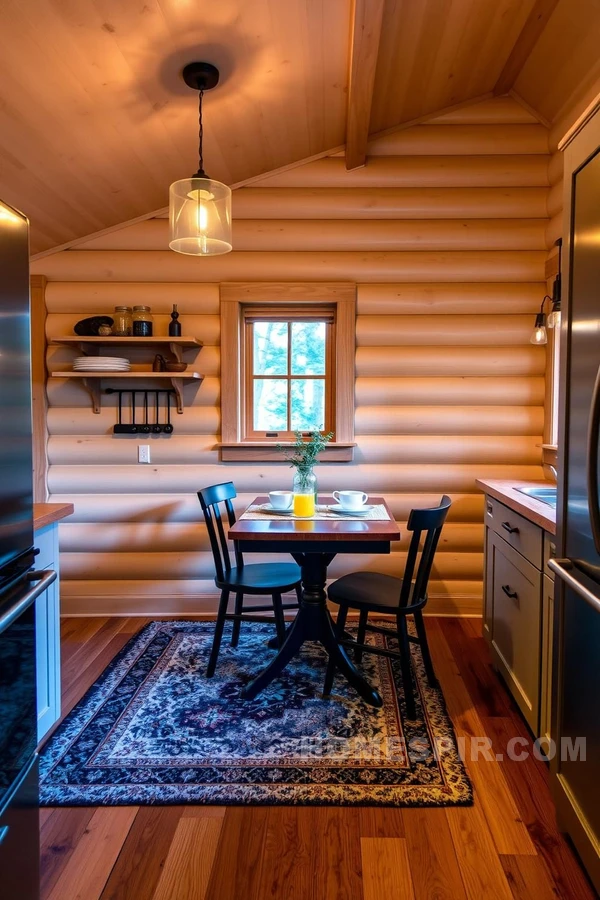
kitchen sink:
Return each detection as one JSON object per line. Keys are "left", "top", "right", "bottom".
{"left": 515, "top": 485, "right": 557, "bottom": 508}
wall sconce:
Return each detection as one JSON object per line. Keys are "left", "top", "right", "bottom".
{"left": 530, "top": 238, "right": 562, "bottom": 345}
{"left": 169, "top": 62, "right": 232, "bottom": 257}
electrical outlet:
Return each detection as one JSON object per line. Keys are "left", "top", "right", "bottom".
{"left": 138, "top": 445, "right": 151, "bottom": 464}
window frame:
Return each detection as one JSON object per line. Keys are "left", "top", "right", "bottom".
{"left": 219, "top": 283, "right": 356, "bottom": 462}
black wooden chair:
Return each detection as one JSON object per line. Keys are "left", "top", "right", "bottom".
{"left": 323, "top": 495, "right": 452, "bottom": 718}
{"left": 198, "top": 481, "right": 302, "bottom": 677}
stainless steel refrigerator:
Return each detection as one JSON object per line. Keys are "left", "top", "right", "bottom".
{"left": 549, "top": 110, "right": 600, "bottom": 894}
{"left": 0, "top": 200, "right": 55, "bottom": 899}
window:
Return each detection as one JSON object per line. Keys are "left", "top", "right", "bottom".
{"left": 219, "top": 283, "right": 355, "bottom": 462}
{"left": 245, "top": 311, "right": 333, "bottom": 439}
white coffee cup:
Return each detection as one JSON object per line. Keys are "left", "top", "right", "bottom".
{"left": 269, "top": 490, "right": 293, "bottom": 510}
{"left": 332, "top": 490, "right": 369, "bottom": 510}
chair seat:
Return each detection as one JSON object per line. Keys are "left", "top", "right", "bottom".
{"left": 216, "top": 562, "right": 301, "bottom": 594}
{"left": 328, "top": 571, "right": 406, "bottom": 611}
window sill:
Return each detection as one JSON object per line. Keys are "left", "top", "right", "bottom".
{"left": 217, "top": 442, "right": 355, "bottom": 462}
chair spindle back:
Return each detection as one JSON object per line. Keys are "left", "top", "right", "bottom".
{"left": 398, "top": 495, "right": 452, "bottom": 609}
{"left": 197, "top": 482, "right": 243, "bottom": 582}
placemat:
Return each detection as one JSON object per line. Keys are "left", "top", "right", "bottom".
{"left": 240, "top": 503, "right": 391, "bottom": 521}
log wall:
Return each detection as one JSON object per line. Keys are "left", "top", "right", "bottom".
{"left": 31, "top": 96, "right": 549, "bottom": 616}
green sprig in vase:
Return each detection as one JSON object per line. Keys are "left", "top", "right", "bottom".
{"left": 278, "top": 430, "right": 334, "bottom": 516}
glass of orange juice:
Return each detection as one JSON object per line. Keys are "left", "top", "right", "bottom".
{"left": 293, "top": 492, "right": 315, "bottom": 517}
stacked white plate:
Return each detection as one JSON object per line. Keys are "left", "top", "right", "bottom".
{"left": 72, "top": 356, "right": 131, "bottom": 372}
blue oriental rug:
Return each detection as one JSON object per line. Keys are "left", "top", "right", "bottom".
{"left": 40, "top": 620, "right": 472, "bottom": 807}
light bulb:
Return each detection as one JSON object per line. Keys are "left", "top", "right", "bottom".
{"left": 530, "top": 324, "right": 547, "bottom": 345}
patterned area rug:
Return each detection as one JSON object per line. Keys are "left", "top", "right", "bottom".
{"left": 40, "top": 620, "right": 472, "bottom": 807}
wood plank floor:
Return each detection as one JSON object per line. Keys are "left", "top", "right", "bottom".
{"left": 40, "top": 617, "right": 598, "bottom": 900}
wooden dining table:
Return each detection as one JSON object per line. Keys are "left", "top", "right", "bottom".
{"left": 228, "top": 495, "right": 400, "bottom": 707}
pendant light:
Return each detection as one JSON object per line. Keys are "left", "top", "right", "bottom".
{"left": 169, "top": 62, "right": 232, "bottom": 256}
{"left": 530, "top": 238, "right": 562, "bottom": 345}
{"left": 530, "top": 307, "right": 548, "bottom": 345}
{"left": 547, "top": 238, "right": 562, "bottom": 330}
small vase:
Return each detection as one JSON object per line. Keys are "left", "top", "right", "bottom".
{"left": 293, "top": 468, "right": 317, "bottom": 517}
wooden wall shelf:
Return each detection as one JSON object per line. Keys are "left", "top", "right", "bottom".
{"left": 50, "top": 336, "right": 203, "bottom": 363}
{"left": 50, "top": 371, "right": 204, "bottom": 414}
{"left": 50, "top": 335, "right": 204, "bottom": 412}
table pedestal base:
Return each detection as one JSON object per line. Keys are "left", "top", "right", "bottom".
{"left": 241, "top": 553, "right": 383, "bottom": 708}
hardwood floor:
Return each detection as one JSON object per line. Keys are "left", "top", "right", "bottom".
{"left": 40, "top": 617, "right": 598, "bottom": 900}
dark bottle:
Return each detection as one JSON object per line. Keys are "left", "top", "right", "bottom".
{"left": 169, "top": 303, "right": 182, "bottom": 337}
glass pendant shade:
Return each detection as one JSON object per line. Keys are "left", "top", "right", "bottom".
{"left": 530, "top": 312, "right": 548, "bottom": 345}
{"left": 169, "top": 176, "right": 232, "bottom": 256}
{"left": 547, "top": 306, "right": 561, "bottom": 329}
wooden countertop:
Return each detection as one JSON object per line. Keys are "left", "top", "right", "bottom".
{"left": 475, "top": 479, "right": 556, "bottom": 534}
{"left": 33, "top": 503, "right": 74, "bottom": 531}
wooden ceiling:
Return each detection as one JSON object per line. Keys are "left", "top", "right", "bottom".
{"left": 0, "top": 0, "right": 598, "bottom": 255}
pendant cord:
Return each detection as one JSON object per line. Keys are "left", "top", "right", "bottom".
{"left": 197, "top": 88, "right": 205, "bottom": 177}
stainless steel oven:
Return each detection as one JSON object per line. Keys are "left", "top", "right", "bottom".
{"left": 0, "top": 568, "right": 55, "bottom": 898}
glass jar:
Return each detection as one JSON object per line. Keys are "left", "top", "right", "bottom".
{"left": 113, "top": 306, "right": 132, "bottom": 336}
{"left": 132, "top": 305, "right": 153, "bottom": 337}
{"left": 293, "top": 468, "right": 317, "bottom": 517}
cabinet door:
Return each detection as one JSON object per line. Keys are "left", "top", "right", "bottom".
{"left": 540, "top": 574, "right": 555, "bottom": 745}
{"left": 34, "top": 523, "right": 61, "bottom": 743}
{"left": 35, "top": 574, "right": 61, "bottom": 742}
{"left": 488, "top": 530, "right": 542, "bottom": 732}
{"left": 483, "top": 524, "right": 493, "bottom": 642}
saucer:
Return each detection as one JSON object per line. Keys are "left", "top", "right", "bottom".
{"left": 259, "top": 503, "right": 294, "bottom": 515}
{"left": 328, "top": 504, "right": 373, "bottom": 516}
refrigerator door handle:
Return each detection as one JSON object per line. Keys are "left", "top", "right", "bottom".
{"left": 0, "top": 569, "right": 56, "bottom": 637}
{"left": 586, "top": 362, "right": 600, "bottom": 554}
{"left": 549, "top": 558, "right": 600, "bottom": 614}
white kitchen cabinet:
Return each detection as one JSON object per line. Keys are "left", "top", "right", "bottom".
{"left": 483, "top": 494, "right": 555, "bottom": 739}
{"left": 34, "top": 522, "right": 61, "bottom": 742}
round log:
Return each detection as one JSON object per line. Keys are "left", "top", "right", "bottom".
{"left": 355, "top": 345, "right": 545, "bottom": 376}
{"left": 356, "top": 314, "right": 533, "bottom": 346}
{"left": 546, "top": 180, "right": 563, "bottom": 217}
{"left": 230, "top": 186, "right": 550, "bottom": 220}
{"left": 548, "top": 151, "right": 563, "bottom": 186}
{"left": 357, "top": 282, "right": 542, "bottom": 315}
{"left": 59, "top": 549, "right": 484, "bottom": 581}
{"left": 46, "top": 313, "right": 221, "bottom": 345}
{"left": 72, "top": 217, "right": 547, "bottom": 253}
{"left": 251, "top": 156, "right": 549, "bottom": 188}
{"left": 47, "top": 406, "right": 220, "bottom": 435}
{"left": 33, "top": 250, "right": 547, "bottom": 283}
{"left": 367, "top": 124, "right": 549, "bottom": 156}
{"left": 354, "top": 434, "right": 541, "bottom": 465}
{"left": 545, "top": 212, "right": 563, "bottom": 248}
{"left": 354, "top": 406, "right": 543, "bottom": 435}
{"left": 45, "top": 282, "right": 220, "bottom": 315}
{"left": 57, "top": 521, "right": 484, "bottom": 554}
{"left": 354, "top": 376, "right": 545, "bottom": 405}
{"left": 47, "top": 491, "right": 485, "bottom": 524}
{"left": 429, "top": 97, "right": 539, "bottom": 125}
{"left": 46, "top": 375, "right": 220, "bottom": 410}
{"left": 47, "top": 462, "right": 544, "bottom": 494}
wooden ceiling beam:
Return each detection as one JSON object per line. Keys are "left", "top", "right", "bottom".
{"left": 345, "top": 0, "right": 386, "bottom": 170}
{"left": 494, "top": 0, "right": 560, "bottom": 96}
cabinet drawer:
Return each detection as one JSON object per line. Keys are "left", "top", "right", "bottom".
{"left": 485, "top": 496, "right": 543, "bottom": 568}
{"left": 34, "top": 523, "right": 58, "bottom": 571}
{"left": 488, "top": 530, "right": 541, "bottom": 732}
